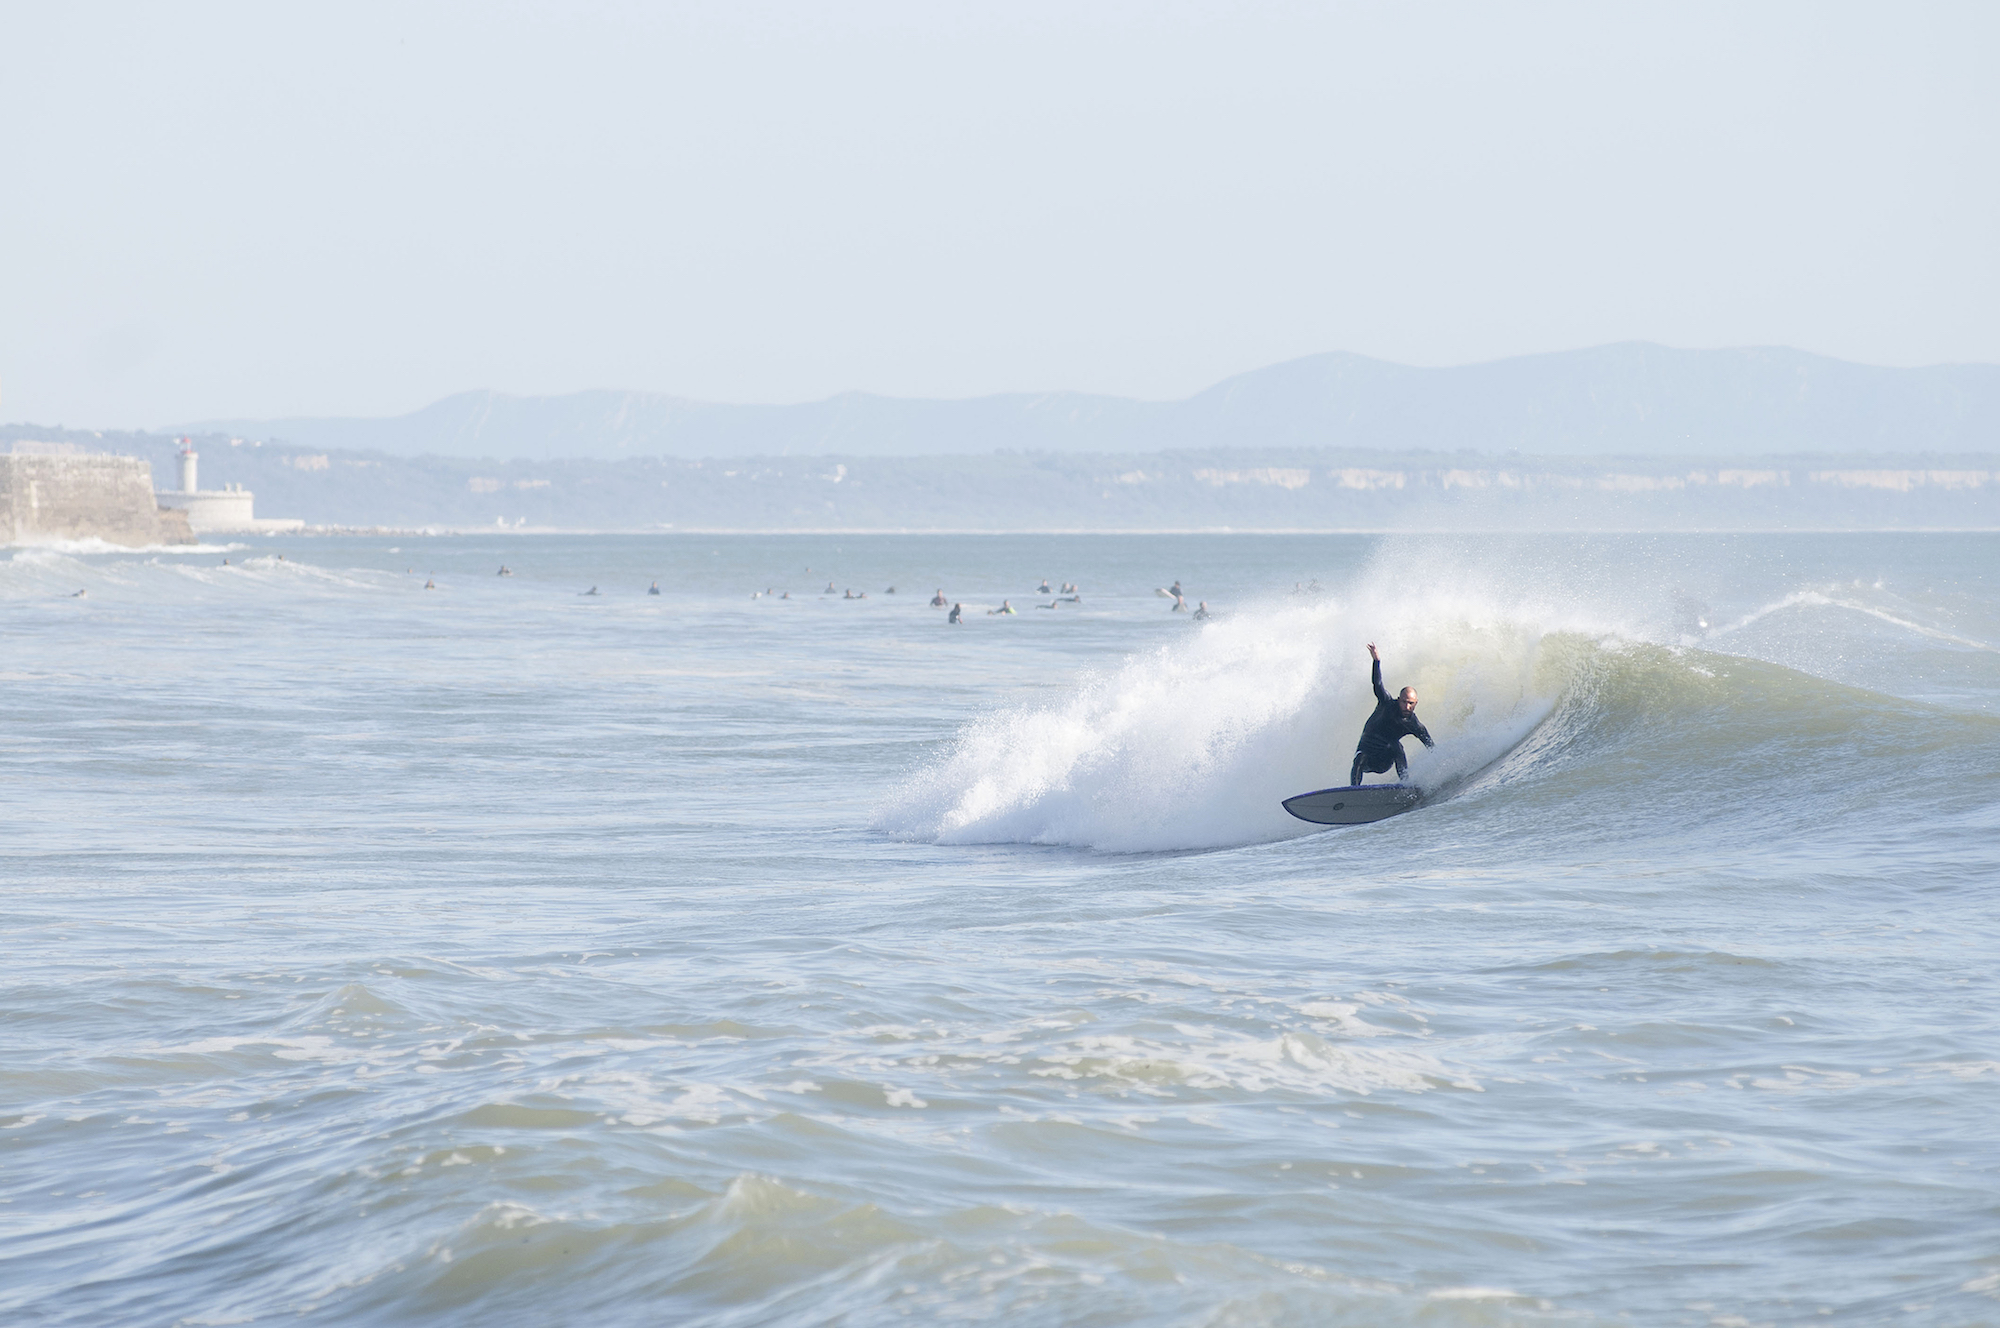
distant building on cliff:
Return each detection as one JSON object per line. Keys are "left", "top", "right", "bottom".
{"left": 1, "top": 437, "right": 303, "bottom": 546}
{"left": 151, "top": 437, "right": 303, "bottom": 535}
{"left": 1, "top": 443, "right": 194, "bottom": 546}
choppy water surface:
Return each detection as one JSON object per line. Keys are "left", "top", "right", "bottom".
{"left": 3, "top": 532, "right": 1997, "bottom": 1326}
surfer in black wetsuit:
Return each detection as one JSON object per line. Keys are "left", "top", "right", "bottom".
{"left": 1350, "top": 643, "right": 1433, "bottom": 786}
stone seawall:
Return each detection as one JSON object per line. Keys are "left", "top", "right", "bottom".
{"left": 0, "top": 455, "right": 196, "bottom": 546}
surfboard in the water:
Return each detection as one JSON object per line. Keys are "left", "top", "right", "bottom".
{"left": 1282, "top": 783, "right": 1421, "bottom": 825}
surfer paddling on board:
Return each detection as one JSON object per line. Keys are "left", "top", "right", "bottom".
{"left": 1349, "top": 643, "right": 1433, "bottom": 786}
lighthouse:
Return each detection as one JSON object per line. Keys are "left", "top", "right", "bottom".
{"left": 152, "top": 437, "right": 300, "bottom": 534}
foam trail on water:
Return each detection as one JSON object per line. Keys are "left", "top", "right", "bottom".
{"left": 1710, "top": 587, "right": 2000, "bottom": 653}
{"left": 878, "top": 584, "right": 1577, "bottom": 852}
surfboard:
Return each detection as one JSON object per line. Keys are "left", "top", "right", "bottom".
{"left": 1282, "top": 783, "right": 1421, "bottom": 825}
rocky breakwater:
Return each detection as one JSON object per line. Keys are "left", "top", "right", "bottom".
{"left": 1, "top": 447, "right": 194, "bottom": 547}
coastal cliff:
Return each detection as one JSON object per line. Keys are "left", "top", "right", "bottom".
{"left": 1, "top": 452, "right": 195, "bottom": 547}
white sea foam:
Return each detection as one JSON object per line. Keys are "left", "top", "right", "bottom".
{"left": 6, "top": 538, "right": 244, "bottom": 557}
{"left": 1029, "top": 1030, "right": 1478, "bottom": 1097}
{"left": 877, "top": 582, "right": 1574, "bottom": 851}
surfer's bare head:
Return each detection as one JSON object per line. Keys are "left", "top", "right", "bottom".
{"left": 1399, "top": 687, "right": 1418, "bottom": 712}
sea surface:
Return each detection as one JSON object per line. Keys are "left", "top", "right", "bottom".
{"left": 3, "top": 531, "right": 1997, "bottom": 1327}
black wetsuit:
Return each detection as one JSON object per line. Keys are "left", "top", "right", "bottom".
{"left": 1350, "top": 658, "right": 1434, "bottom": 785}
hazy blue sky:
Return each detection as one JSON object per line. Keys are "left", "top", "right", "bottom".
{"left": 3, "top": 1, "right": 1995, "bottom": 426}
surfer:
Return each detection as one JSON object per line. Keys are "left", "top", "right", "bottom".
{"left": 1037, "top": 579, "right": 1051, "bottom": 594}
{"left": 1192, "top": 600, "right": 1210, "bottom": 620}
{"left": 931, "top": 589, "right": 948, "bottom": 606}
{"left": 988, "top": 600, "right": 1016, "bottom": 615}
{"left": 648, "top": 580, "right": 660, "bottom": 595}
{"left": 1350, "top": 643, "right": 1433, "bottom": 786}
{"left": 948, "top": 603, "right": 963, "bottom": 624}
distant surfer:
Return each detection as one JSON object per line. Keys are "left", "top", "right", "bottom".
{"left": 1350, "top": 643, "right": 1433, "bottom": 786}
{"left": 582, "top": 586, "right": 599, "bottom": 596}
{"left": 931, "top": 589, "right": 948, "bottom": 606}
{"left": 648, "top": 580, "right": 660, "bottom": 595}
{"left": 1037, "top": 579, "right": 1051, "bottom": 594}
{"left": 498, "top": 565, "right": 512, "bottom": 576}
{"left": 424, "top": 577, "right": 435, "bottom": 590}
{"left": 988, "top": 600, "right": 1015, "bottom": 615}
{"left": 1192, "top": 600, "right": 1210, "bottom": 620}
{"left": 948, "top": 602, "right": 963, "bottom": 624}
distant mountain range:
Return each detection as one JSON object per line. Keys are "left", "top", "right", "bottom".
{"left": 180, "top": 343, "right": 2000, "bottom": 461}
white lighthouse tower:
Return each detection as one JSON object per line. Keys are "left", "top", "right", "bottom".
{"left": 153, "top": 436, "right": 300, "bottom": 534}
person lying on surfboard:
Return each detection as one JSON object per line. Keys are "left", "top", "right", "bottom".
{"left": 1351, "top": 642, "right": 1434, "bottom": 786}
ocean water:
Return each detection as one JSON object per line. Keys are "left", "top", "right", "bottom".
{"left": 2, "top": 531, "right": 1996, "bottom": 1327}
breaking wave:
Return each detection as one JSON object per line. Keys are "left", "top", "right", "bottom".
{"left": 876, "top": 565, "right": 1971, "bottom": 853}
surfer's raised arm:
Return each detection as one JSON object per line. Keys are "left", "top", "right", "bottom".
{"left": 1367, "top": 643, "right": 1392, "bottom": 705}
